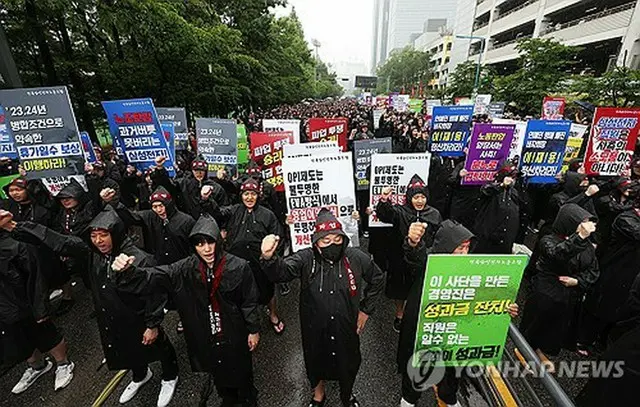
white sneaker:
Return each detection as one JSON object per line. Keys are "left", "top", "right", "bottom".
{"left": 447, "top": 403, "right": 462, "bottom": 407}
{"left": 49, "top": 289, "right": 63, "bottom": 301}
{"left": 54, "top": 362, "right": 75, "bottom": 390}
{"left": 11, "top": 360, "right": 53, "bottom": 394}
{"left": 400, "top": 398, "right": 415, "bottom": 407}
{"left": 157, "top": 377, "right": 178, "bottom": 407}
{"left": 119, "top": 368, "right": 152, "bottom": 404}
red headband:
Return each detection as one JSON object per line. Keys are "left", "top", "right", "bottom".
{"left": 192, "top": 161, "right": 207, "bottom": 171}
{"left": 315, "top": 221, "right": 343, "bottom": 232}
{"left": 9, "top": 178, "right": 27, "bottom": 189}
{"left": 247, "top": 167, "right": 261, "bottom": 175}
{"left": 241, "top": 183, "right": 260, "bottom": 192}
{"left": 408, "top": 182, "right": 425, "bottom": 189}
{"left": 150, "top": 191, "right": 171, "bottom": 202}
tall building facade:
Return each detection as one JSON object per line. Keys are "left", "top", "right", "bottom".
{"left": 371, "top": 0, "right": 391, "bottom": 73}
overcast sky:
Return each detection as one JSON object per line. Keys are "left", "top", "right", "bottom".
{"left": 274, "top": 0, "right": 373, "bottom": 72}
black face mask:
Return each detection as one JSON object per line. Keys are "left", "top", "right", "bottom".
{"left": 320, "top": 243, "right": 344, "bottom": 262}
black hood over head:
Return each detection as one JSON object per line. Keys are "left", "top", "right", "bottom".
{"left": 563, "top": 172, "right": 587, "bottom": 196}
{"left": 86, "top": 206, "right": 126, "bottom": 253}
{"left": 406, "top": 174, "right": 429, "bottom": 206}
{"left": 189, "top": 214, "right": 224, "bottom": 265}
{"left": 568, "top": 158, "right": 583, "bottom": 172}
{"left": 552, "top": 203, "right": 597, "bottom": 237}
{"left": 431, "top": 219, "right": 475, "bottom": 254}
{"left": 150, "top": 186, "right": 176, "bottom": 217}
{"left": 311, "top": 208, "right": 349, "bottom": 246}
{"left": 57, "top": 179, "right": 87, "bottom": 202}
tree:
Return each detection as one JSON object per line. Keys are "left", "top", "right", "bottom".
{"left": 376, "top": 46, "right": 433, "bottom": 93}
{"left": 314, "top": 59, "right": 344, "bottom": 99}
{"left": 493, "top": 38, "right": 580, "bottom": 115}
{"left": 571, "top": 66, "right": 640, "bottom": 107}
{"left": 445, "top": 60, "right": 494, "bottom": 102}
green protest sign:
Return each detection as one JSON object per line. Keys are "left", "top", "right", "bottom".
{"left": 413, "top": 254, "right": 526, "bottom": 367}
{"left": 0, "top": 174, "right": 21, "bottom": 199}
{"left": 409, "top": 99, "right": 423, "bottom": 114}
{"left": 237, "top": 124, "right": 249, "bottom": 174}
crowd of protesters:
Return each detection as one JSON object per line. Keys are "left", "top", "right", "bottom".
{"left": 0, "top": 96, "right": 638, "bottom": 407}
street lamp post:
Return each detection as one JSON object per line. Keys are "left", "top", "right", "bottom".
{"left": 311, "top": 39, "right": 321, "bottom": 95}
{"left": 456, "top": 35, "right": 486, "bottom": 96}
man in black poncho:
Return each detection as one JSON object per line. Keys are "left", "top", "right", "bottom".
{"left": 174, "top": 157, "right": 227, "bottom": 220}
{"left": 202, "top": 177, "right": 285, "bottom": 334}
{"left": 6, "top": 208, "right": 179, "bottom": 407}
{"left": 376, "top": 174, "right": 442, "bottom": 332}
{"left": 260, "top": 208, "right": 385, "bottom": 407}
{"left": 112, "top": 214, "right": 261, "bottom": 407}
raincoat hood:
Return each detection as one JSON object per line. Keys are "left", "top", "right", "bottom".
{"left": 552, "top": 203, "right": 597, "bottom": 237}
{"left": 431, "top": 219, "right": 475, "bottom": 254}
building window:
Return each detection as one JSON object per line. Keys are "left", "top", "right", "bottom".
{"left": 446, "top": 43, "right": 452, "bottom": 51}
{"left": 444, "top": 57, "right": 450, "bottom": 64}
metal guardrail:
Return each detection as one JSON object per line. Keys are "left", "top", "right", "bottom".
{"left": 540, "top": 1, "right": 636, "bottom": 35}
{"left": 494, "top": 0, "right": 539, "bottom": 21}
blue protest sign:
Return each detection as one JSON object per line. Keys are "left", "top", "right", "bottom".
{"left": 519, "top": 120, "right": 572, "bottom": 183}
{"left": 0, "top": 105, "right": 18, "bottom": 159}
{"left": 430, "top": 105, "right": 474, "bottom": 157}
{"left": 79, "top": 131, "right": 97, "bottom": 163}
{"left": 0, "top": 86, "right": 85, "bottom": 180}
{"left": 101, "top": 98, "right": 175, "bottom": 177}
{"left": 195, "top": 118, "right": 238, "bottom": 176}
{"left": 157, "top": 107, "right": 188, "bottom": 150}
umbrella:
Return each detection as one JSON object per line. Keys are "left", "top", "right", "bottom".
{"left": 574, "top": 100, "right": 595, "bottom": 113}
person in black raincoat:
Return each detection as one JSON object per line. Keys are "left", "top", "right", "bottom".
{"left": 576, "top": 272, "right": 640, "bottom": 407}
{"left": 376, "top": 174, "right": 442, "bottom": 332}
{"left": 0, "top": 211, "right": 74, "bottom": 396}
{"left": 8, "top": 208, "right": 179, "bottom": 406}
{"left": 473, "top": 162, "right": 521, "bottom": 254}
{"left": 174, "top": 158, "right": 227, "bottom": 220}
{"left": 112, "top": 214, "right": 261, "bottom": 407}
{"left": 447, "top": 161, "right": 480, "bottom": 231}
{"left": 578, "top": 201, "right": 640, "bottom": 354}
{"left": 52, "top": 177, "right": 104, "bottom": 314}
{"left": 428, "top": 155, "right": 456, "bottom": 219}
{"left": 202, "top": 177, "right": 285, "bottom": 334}
{"left": 593, "top": 178, "right": 638, "bottom": 256}
{"left": 520, "top": 203, "right": 599, "bottom": 367}
{"left": 260, "top": 208, "right": 385, "bottom": 407}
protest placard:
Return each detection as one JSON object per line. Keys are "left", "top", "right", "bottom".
{"left": 430, "top": 106, "right": 474, "bottom": 157}
{"left": 237, "top": 124, "right": 248, "bottom": 173}
{"left": 409, "top": 99, "right": 424, "bottom": 114}
{"left": 519, "top": 120, "right": 572, "bottom": 183}
{"left": 373, "top": 109, "right": 384, "bottom": 130}
{"left": 462, "top": 124, "right": 515, "bottom": 186}
{"left": 488, "top": 102, "right": 506, "bottom": 119}
{"left": 308, "top": 118, "right": 349, "bottom": 151}
{"left": 0, "top": 174, "right": 20, "bottom": 199}
{"left": 41, "top": 175, "right": 88, "bottom": 196}
{"left": 376, "top": 95, "right": 389, "bottom": 109}
{"left": 251, "top": 132, "right": 293, "bottom": 192}
{"left": 0, "top": 105, "right": 17, "bottom": 159}
{"left": 283, "top": 141, "right": 340, "bottom": 158}
{"left": 395, "top": 95, "right": 410, "bottom": 112}
{"left": 494, "top": 118, "right": 527, "bottom": 160}
{"left": 541, "top": 97, "right": 566, "bottom": 120}
{"left": 102, "top": 98, "right": 176, "bottom": 177}
{"left": 283, "top": 152, "right": 359, "bottom": 252}
{"left": 263, "top": 119, "right": 301, "bottom": 144}
{"left": 560, "top": 123, "right": 588, "bottom": 172}
{"left": 195, "top": 118, "right": 238, "bottom": 176}
{"left": 79, "top": 131, "right": 97, "bottom": 164}
{"left": 156, "top": 107, "right": 188, "bottom": 150}
{"left": 353, "top": 138, "right": 393, "bottom": 191}
{"left": 474, "top": 94, "right": 492, "bottom": 115}
{"left": 0, "top": 86, "right": 86, "bottom": 193}
{"left": 584, "top": 107, "right": 640, "bottom": 176}
{"left": 369, "top": 153, "right": 431, "bottom": 227}
{"left": 160, "top": 122, "right": 176, "bottom": 164}
{"left": 412, "top": 254, "right": 526, "bottom": 367}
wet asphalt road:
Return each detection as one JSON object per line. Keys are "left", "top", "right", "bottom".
{"left": 0, "top": 238, "right": 593, "bottom": 407}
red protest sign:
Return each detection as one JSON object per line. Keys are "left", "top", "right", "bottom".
{"left": 250, "top": 132, "right": 293, "bottom": 192}
{"left": 308, "top": 118, "right": 349, "bottom": 151}
{"left": 541, "top": 97, "right": 566, "bottom": 120}
{"left": 584, "top": 107, "right": 640, "bottom": 176}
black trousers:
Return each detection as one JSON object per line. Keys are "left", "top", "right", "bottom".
{"left": 216, "top": 374, "right": 257, "bottom": 407}
{"left": 401, "top": 367, "right": 458, "bottom": 405}
{"left": 131, "top": 330, "right": 178, "bottom": 382}
{"left": 356, "top": 190, "right": 370, "bottom": 232}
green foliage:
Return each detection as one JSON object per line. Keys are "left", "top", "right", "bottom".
{"left": 493, "top": 38, "right": 580, "bottom": 115}
{"left": 445, "top": 60, "right": 494, "bottom": 101}
{"left": 314, "top": 59, "right": 344, "bottom": 99}
{"left": 376, "top": 46, "right": 433, "bottom": 93}
{"left": 571, "top": 66, "right": 640, "bottom": 108}
{"left": 0, "top": 0, "right": 341, "bottom": 137}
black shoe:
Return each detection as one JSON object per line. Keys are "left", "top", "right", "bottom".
{"left": 308, "top": 396, "right": 326, "bottom": 407}
{"left": 279, "top": 283, "right": 291, "bottom": 296}
{"left": 393, "top": 317, "right": 402, "bottom": 333}
{"left": 348, "top": 395, "right": 360, "bottom": 407}
{"left": 55, "top": 299, "right": 75, "bottom": 316}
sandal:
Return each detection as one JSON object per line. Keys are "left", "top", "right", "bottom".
{"left": 176, "top": 320, "right": 184, "bottom": 334}
{"left": 308, "top": 396, "right": 326, "bottom": 407}
{"left": 576, "top": 343, "right": 591, "bottom": 357}
{"left": 271, "top": 318, "right": 285, "bottom": 335}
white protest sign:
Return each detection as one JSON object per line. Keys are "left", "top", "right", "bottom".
{"left": 283, "top": 152, "right": 359, "bottom": 252}
{"left": 283, "top": 141, "right": 340, "bottom": 158}
{"left": 369, "top": 153, "right": 431, "bottom": 227}
{"left": 263, "top": 119, "right": 301, "bottom": 144}
{"left": 494, "top": 118, "right": 528, "bottom": 160}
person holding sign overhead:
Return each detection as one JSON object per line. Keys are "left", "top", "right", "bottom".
{"left": 375, "top": 174, "right": 442, "bottom": 333}
{"left": 260, "top": 208, "right": 384, "bottom": 407}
